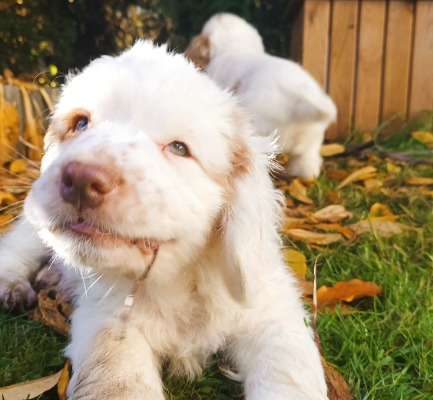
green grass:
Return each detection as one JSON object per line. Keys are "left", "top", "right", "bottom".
{"left": 1, "top": 120, "right": 432, "bottom": 399}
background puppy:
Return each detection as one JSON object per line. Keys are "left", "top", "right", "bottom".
{"left": 186, "top": 13, "right": 337, "bottom": 179}
{"left": 0, "top": 41, "right": 328, "bottom": 400}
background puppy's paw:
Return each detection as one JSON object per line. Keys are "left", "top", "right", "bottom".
{"left": 0, "top": 276, "right": 37, "bottom": 310}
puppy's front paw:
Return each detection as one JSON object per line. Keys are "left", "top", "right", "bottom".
{"left": 0, "top": 272, "right": 36, "bottom": 310}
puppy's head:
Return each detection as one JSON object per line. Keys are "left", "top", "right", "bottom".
{"left": 25, "top": 41, "right": 281, "bottom": 300}
{"left": 185, "top": 13, "right": 265, "bottom": 68}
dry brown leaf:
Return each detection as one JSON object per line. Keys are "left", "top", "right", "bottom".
{"left": 282, "top": 248, "right": 307, "bottom": 278}
{"left": 337, "top": 166, "right": 377, "bottom": 189}
{"left": 298, "top": 277, "right": 314, "bottom": 298}
{"left": 411, "top": 130, "right": 433, "bottom": 148}
{"left": 282, "top": 217, "right": 310, "bottom": 230}
{"left": 325, "top": 170, "right": 350, "bottom": 180}
{"left": 348, "top": 220, "right": 410, "bottom": 237}
{"left": 323, "top": 358, "right": 353, "bottom": 400}
{"left": 32, "top": 290, "right": 71, "bottom": 336}
{"left": 406, "top": 177, "right": 433, "bottom": 185}
{"left": 320, "top": 143, "right": 345, "bottom": 157}
{"left": 315, "top": 223, "right": 356, "bottom": 240}
{"left": 317, "top": 279, "right": 381, "bottom": 305}
{"left": 0, "top": 371, "right": 61, "bottom": 400}
{"left": 285, "top": 229, "right": 342, "bottom": 245}
{"left": 286, "top": 179, "right": 314, "bottom": 204}
{"left": 311, "top": 205, "right": 353, "bottom": 223}
{"left": 57, "top": 360, "right": 71, "bottom": 400}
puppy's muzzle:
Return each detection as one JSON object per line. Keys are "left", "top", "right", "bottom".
{"left": 60, "top": 161, "right": 118, "bottom": 210}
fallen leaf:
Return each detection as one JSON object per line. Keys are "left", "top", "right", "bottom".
{"left": 369, "top": 203, "right": 398, "bottom": 221}
{"left": 282, "top": 248, "right": 307, "bottom": 278}
{"left": 298, "top": 277, "right": 314, "bottom": 298}
{"left": 311, "top": 205, "right": 353, "bottom": 223}
{"left": 317, "top": 279, "right": 381, "bottom": 305}
{"left": 31, "top": 290, "right": 71, "bottom": 336}
{"left": 0, "top": 191, "right": 17, "bottom": 205}
{"left": 282, "top": 217, "right": 310, "bottom": 230}
{"left": 320, "top": 143, "right": 345, "bottom": 157}
{"left": 337, "top": 166, "right": 377, "bottom": 189}
{"left": 0, "top": 214, "right": 13, "bottom": 229}
{"left": 0, "top": 371, "right": 61, "bottom": 400}
{"left": 363, "top": 178, "right": 383, "bottom": 191}
{"left": 285, "top": 229, "right": 342, "bottom": 245}
{"left": 57, "top": 360, "right": 71, "bottom": 400}
{"left": 348, "top": 220, "right": 410, "bottom": 237}
{"left": 315, "top": 223, "right": 355, "bottom": 240}
{"left": 325, "top": 170, "right": 350, "bottom": 180}
{"left": 9, "top": 159, "right": 28, "bottom": 174}
{"left": 323, "top": 358, "right": 353, "bottom": 400}
{"left": 406, "top": 177, "right": 433, "bottom": 186}
{"left": 411, "top": 130, "right": 433, "bottom": 148}
{"left": 386, "top": 162, "right": 401, "bottom": 174}
{"left": 286, "top": 179, "right": 314, "bottom": 204}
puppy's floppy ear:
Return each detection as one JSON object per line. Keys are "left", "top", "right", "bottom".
{"left": 185, "top": 34, "right": 211, "bottom": 69}
{"left": 219, "top": 111, "right": 283, "bottom": 303}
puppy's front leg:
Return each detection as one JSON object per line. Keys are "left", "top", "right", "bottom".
{"left": 0, "top": 219, "right": 49, "bottom": 309}
{"left": 67, "top": 327, "right": 164, "bottom": 400}
{"left": 230, "top": 320, "right": 328, "bottom": 400}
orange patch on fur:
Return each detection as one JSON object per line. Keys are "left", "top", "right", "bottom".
{"left": 64, "top": 109, "right": 91, "bottom": 140}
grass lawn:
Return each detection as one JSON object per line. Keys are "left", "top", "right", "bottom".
{"left": 0, "top": 117, "right": 432, "bottom": 399}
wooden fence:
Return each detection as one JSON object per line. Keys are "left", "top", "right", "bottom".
{"left": 291, "top": 0, "right": 433, "bottom": 140}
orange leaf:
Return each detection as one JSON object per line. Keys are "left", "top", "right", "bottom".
{"left": 317, "top": 279, "right": 381, "bottom": 305}
{"left": 315, "top": 223, "right": 355, "bottom": 240}
{"left": 406, "top": 177, "right": 433, "bottom": 186}
{"left": 57, "top": 360, "right": 71, "bottom": 400}
{"left": 337, "top": 166, "right": 377, "bottom": 189}
{"left": 325, "top": 170, "right": 350, "bottom": 180}
{"left": 285, "top": 229, "right": 342, "bottom": 245}
{"left": 369, "top": 203, "right": 398, "bottom": 221}
{"left": 9, "top": 159, "right": 28, "bottom": 174}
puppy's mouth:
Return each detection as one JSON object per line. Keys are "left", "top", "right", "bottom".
{"left": 59, "top": 218, "right": 160, "bottom": 255}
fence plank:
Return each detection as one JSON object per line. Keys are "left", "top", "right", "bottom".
{"left": 327, "top": 0, "right": 359, "bottom": 140}
{"left": 409, "top": 1, "right": 433, "bottom": 115}
{"left": 354, "top": 0, "right": 386, "bottom": 130}
{"left": 302, "top": 0, "right": 331, "bottom": 90}
{"left": 382, "top": 1, "right": 414, "bottom": 120}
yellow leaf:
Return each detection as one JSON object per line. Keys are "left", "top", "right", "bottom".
{"left": 406, "top": 177, "right": 433, "bottom": 185}
{"left": 57, "top": 360, "right": 71, "bottom": 400}
{"left": 285, "top": 229, "right": 342, "bottom": 244}
{"left": 317, "top": 279, "right": 381, "bottom": 305}
{"left": 0, "top": 371, "right": 61, "bottom": 400}
{"left": 9, "top": 159, "right": 28, "bottom": 174}
{"left": 337, "top": 166, "right": 377, "bottom": 189}
{"left": 0, "top": 191, "right": 17, "bottom": 205}
{"left": 411, "top": 130, "right": 433, "bottom": 148}
{"left": 363, "top": 178, "right": 383, "bottom": 191}
{"left": 286, "top": 178, "right": 314, "bottom": 204}
{"left": 311, "top": 205, "right": 353, "bottom": 223}
{"left": 386, "top": 162, "right": 401, "bottom": 174}
{"left": 320, "top": 143, "right": 345, "bottom": 157}
{"left": 369, "top": 203, "right": 398, "bottom": 221}
{"left": 0, "top": 214, "right": 13, "bottom": 229}
{"left": 282, "top": 248, "right": 307, "bottom": 278}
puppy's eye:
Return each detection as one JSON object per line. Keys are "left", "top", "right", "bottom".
{"left": 74, "top": 117, "right": 89, "bottom": 132}
{"left": 166, "top": 141, "right": 190, "bottom": 157}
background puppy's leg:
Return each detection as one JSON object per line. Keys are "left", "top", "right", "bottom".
{"left": 67, "top": 326, "right": 164, "bottom": 400}
{"left": 0, "top": 218, "right": 49, "bottom": 309}
{"left": 229, "top": 319, "right": 328, "bottom": 400}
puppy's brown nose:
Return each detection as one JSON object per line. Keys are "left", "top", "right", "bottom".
{"left": 60, "top": 161, "right": 116, "bottom": 209}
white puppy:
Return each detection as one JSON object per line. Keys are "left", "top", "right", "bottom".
{"left": 186, "top": 13, "right": 337, "bottom": 178}
{"left": 0, "top": 41, "right": 328, "bottom": 400}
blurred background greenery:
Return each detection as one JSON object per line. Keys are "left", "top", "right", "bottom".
{"left": 0, "top": 0, "right": 299, "bottom": 85}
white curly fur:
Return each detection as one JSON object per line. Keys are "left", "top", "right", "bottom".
{"left": 0, "top": 41, "right": 328, "bottom": 400}
{"left": 187, "top": 13, "right": 337, "bottom": 178}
